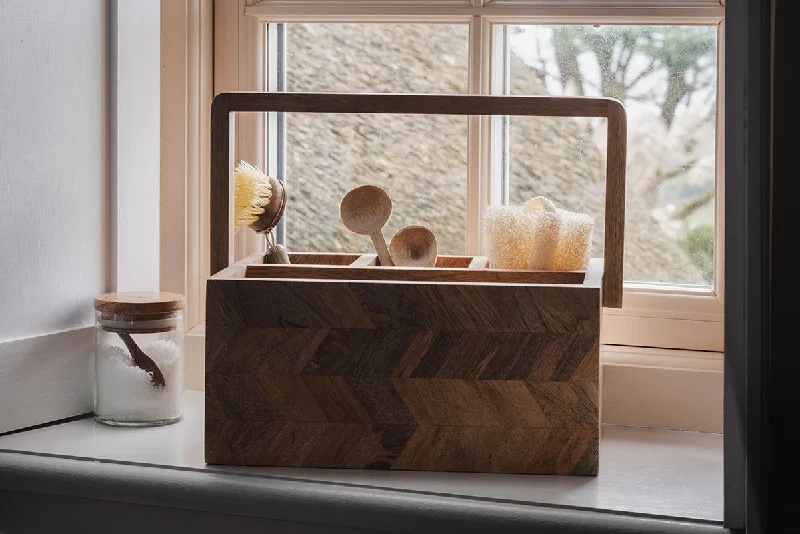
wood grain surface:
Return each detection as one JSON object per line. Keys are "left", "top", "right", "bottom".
{"left": 210, "top": 92, "right": 626, "bottom": 308}
{"left": 245, "top": 264, "right": 587, "bottom": 285}
{"left": 206, "top": 262, "right": 601, "bottom": 474}
{"left": 94, "top": 291, "right": 185, "bottom": 315}
{"left": 246, "top": 254, "right": 588, "bottom": 284}
{"left": 288, "top": 252, "right": 364, "bottom": 265}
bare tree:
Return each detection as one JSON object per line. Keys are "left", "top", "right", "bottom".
{"left": 545, "top": 25, "right": 717, "bottom": 281}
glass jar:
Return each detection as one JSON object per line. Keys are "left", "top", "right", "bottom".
{"left": 93, "top": 292, "right": 185, "bottom": 426}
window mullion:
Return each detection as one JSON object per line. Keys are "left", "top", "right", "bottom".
{"left": 265, "top": 24, "right": 279, "bottom": 176}
{"left": 502, "top": 26, "right": 510, "bottom": 207}
{"left": 265, "top": 23, "right": 288, "bottom": 245}
{"left": 466, "top": 15, "right": 485, "bottom": 255}
{"left": 489, "top": 23, "right": 510, "bottom": 209}
{"left": 713, "top": 19, "right": 725, "bottom": 305}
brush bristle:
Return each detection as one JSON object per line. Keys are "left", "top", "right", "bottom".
{"left": 233, "top": 161, "right": 273, "bottom": 230}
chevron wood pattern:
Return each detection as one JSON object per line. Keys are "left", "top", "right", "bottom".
{"left": 206, "top": 254, "right": 602, "bottom": 475}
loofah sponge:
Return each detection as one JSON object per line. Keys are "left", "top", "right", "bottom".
{"left": 486, "top": 197, "right": 594, "bottom": 271}
{"left": 485, "top": 206, "right": 538, "bottom": 270}
{"left": 523, "top": 197, "right": 561, "bottom": 271}
{"left": 234, "top": 161, "right": 272, "bottom": 230}
{"left": 552, "top": 209, "right": 594, "bottom": 271}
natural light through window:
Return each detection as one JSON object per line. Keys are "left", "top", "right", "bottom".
{"left": 505, "top": 25, "right": 717, "bottom": 287}
{"left": 282, "top": 24, "right": 469, "bottom": 254}
{"left": 269, "top": 21, "right": 719, "bottom": 290}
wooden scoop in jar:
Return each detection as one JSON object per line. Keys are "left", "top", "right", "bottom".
{"left": 94, "top": 292, "right": 184, "bottom": 389}
{"left": 340, "top": 185, "right": 394, "bottom": 266}
{"left": 117, "top": 332, "right": 166, "bottom": 388}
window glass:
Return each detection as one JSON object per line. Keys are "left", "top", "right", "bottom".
{"left": 282, "top": 23, "right": 469, "bottom": 254}
{"left": 507, "top": 25, "right": 717, "bottom": 286}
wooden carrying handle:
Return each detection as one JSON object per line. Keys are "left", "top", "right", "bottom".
{"left": 210, "top": 92, "right": 627, "bottom": 308}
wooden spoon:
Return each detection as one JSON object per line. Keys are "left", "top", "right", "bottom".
{"left": 340, "top": 185, "right": 394, "bottom": 266}
{"left": 389, "top": 225, "right": 437, "bottom": 267}
{"left": 116, "top": 331, "right": 166, "bottom": 388}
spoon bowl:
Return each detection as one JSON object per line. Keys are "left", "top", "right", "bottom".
{"left": 389, "top": 225, "right": 437, "bottom": 267}
{"left": 340, "top": 185, "right": 392, "bottom": 233}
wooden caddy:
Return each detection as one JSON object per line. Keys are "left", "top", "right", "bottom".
{"left": 206, "top": 92, "right": 627, "bottom": 475}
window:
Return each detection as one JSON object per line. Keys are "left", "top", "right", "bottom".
{"left": 502, "top": 24, "right": 718, "bottom": 287}
{"left": 164, "top": 2, "right": 756, "bottom": 524}
{"left": 280, "top": 24, "right": 470, "bottom": 254}
{"left": 246, "top": 1, "right": 724, "bottom": 352}
{"left": 204, "top": 1, "right": 724, "bottom": 355}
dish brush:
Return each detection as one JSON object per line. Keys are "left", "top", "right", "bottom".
{"left": 233, "top": 160, "right": 289, "bottom": 263}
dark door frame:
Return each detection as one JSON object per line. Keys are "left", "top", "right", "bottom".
{"left": 764, "top": 0, "right": 800, "bottom": 531}
{"left": 724, "top": 0, "right": 771, "bottom": 531}
{"left": 725, "top": 0, "right": 800, "bottom": 531}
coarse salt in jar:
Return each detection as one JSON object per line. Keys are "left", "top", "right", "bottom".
{"left": 93, "top": 292, "right": 185, "bottom": 426}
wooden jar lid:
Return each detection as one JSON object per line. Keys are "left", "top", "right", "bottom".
{"left": 94, "top": 292, "right": 185, "bottom": 317}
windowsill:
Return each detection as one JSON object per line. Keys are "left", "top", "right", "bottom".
{"left": 0, "top": 391, "right": 723, "bottom": 531}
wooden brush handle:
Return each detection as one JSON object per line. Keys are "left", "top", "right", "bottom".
{"left": 266, "top": 244, "right": 291, "bottom": 264}
{"left": 211, "top": 93, "right": 626, "bottom": 307}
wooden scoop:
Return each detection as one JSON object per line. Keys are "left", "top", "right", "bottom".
{"left": 340, "top": 185, "right": 394, "bottom": 266}
{"left": 117, "top": 331, "right": 166, "bottom": 388}
{"left": 389, "top": 225, "right": 437, "bottom": 267}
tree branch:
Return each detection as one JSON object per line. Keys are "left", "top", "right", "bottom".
{"left": 674, "top": 189, "right": 714, "bottom": 220}
{"left": 663, "top": 158, "right": 701, "bottom": 181}
{"left": 625, "top": 58, "right": 660, "bottom": 89}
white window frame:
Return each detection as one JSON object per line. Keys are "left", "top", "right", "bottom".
{"left": 242, "top": 0, "right": 726, "bottom": 352}
{"left": 166, "top": 0, "right": 725, "bottom": 429}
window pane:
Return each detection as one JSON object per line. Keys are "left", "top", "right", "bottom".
{"left": 286, "top": 24, "right": 469, "bottom": 93}
{"left": 284, "top": 113, "right": 468, "bottom": 254}
{"left": 281, "top": 23, "right": 469, "bottom": 253}
{"left": 506, "top": 25, "right": 717, "bottom": 287}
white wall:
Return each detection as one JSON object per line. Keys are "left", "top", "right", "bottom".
{"left": 0, "top": 0, "right": 160, "bottom": 433}
{"left": 0, "top": 0, "right": 109, "bottom": 341}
